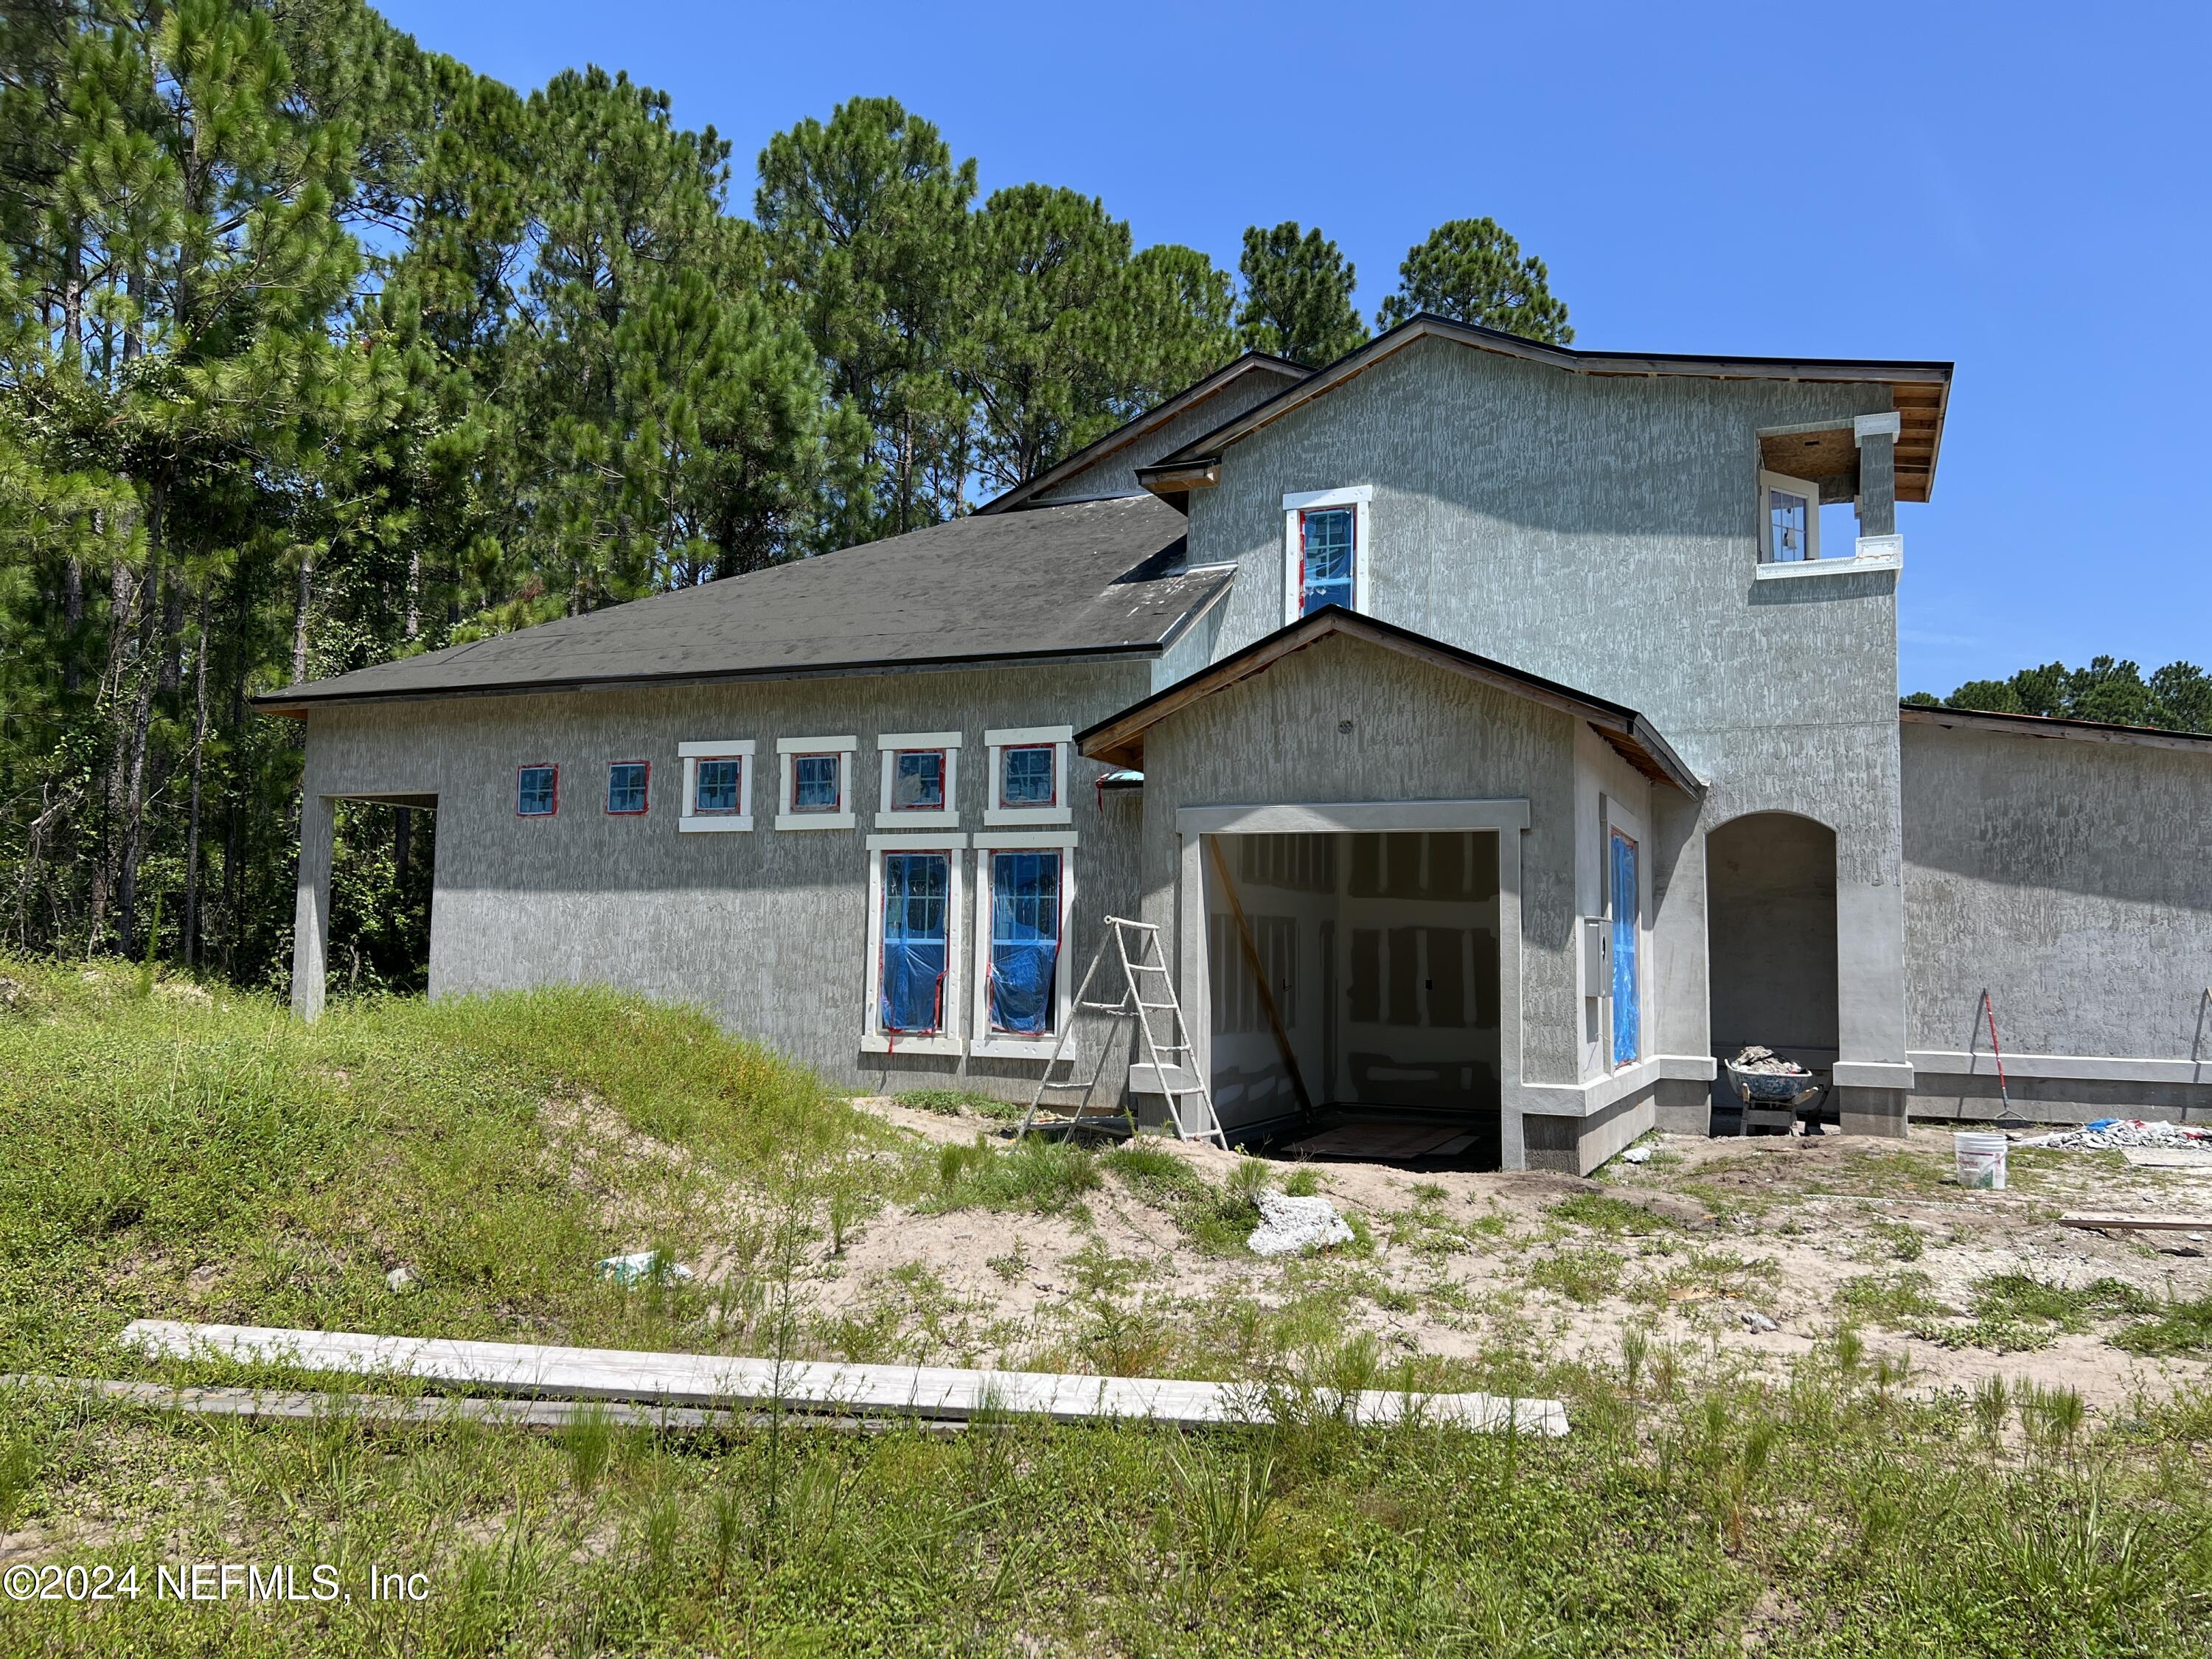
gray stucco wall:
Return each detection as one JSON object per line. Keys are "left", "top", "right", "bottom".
{"left": 300, "top": 663, "right": 1155, "bottom": 1096}
{"left": 1133, "top": 632, "right": 1579, "bottom": 1087}
{"left": 1902, "top": 720, "right": 2212, "bottom": 1112}
{"left": 1181, "top": 336, "right": 1912, "bottom": 1087}
{"left": 1031, "top": 370, "right": 1295, "bottom": 506}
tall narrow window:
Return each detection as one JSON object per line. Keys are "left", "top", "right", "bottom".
{"left": 607, "top": 760, "right": 649, "bottom": 815}
{"left": 1610, "top": 828, "right": 1640, "bottom": 1068}
{"left": 1299, "top": 506, "right": 1356, "bottom": 614}
{"left": 987, "top": 850, "right": 1062, "bottom": 1035}
{"left": 1759, "top": 471, "right": 1820, "bottom": 563}
{"left": 890, "top": 749, "right": 945, "bottom": 811}
{"left": 792, "top": 754, "right": 841, "bottom": 813}
{"left": 517, "top": 765, "right": 557, "bottom": 818}
{"left": 880, "top": 852, "right": 950, "bottom": 1037}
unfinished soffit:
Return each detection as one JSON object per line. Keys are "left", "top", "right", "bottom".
{"left": 1757, "top": 422, "right": 1863, "bottom": 504}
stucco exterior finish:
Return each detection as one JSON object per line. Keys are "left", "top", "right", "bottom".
{"left": 298, "top": 665, "right": 1152, "bottom": 1094}
{"left": 1030, "top": 371, "right": 1294, "bottom": 507}
{"left": 1902, "top": 720, "right": 2212, "bottom": 1119}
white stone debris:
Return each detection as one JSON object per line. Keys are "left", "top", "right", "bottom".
{"left": 1737, "top": 1309, "right": 1779, "bottom": 1334}
{"left": 1247, "top": 1191, "right": 1356, "bottom": 1257}
{"left": 384, "top": 1267, "right": 416, "bottom": 1294}
{"left": 1731, "top": 1045, "right": 1809, "bottom": 1077}
{"left": 1621, "top": 1144, "right": 1655, "bottom": 1165}
{"left": 2014, "top": 1119, "right": 2212, "bottom": 1152}
{"left": 598, "top": 1250, "right": 694, "bottom": 1285}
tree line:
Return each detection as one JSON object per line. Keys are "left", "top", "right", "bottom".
{"left": 0, "top": 0, "right": 1571, "bottom": 986}
{"left": 1905, "top": 658, "right": 2212, "bottom": 734}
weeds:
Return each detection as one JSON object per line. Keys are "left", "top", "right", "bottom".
{"left": 1530, "top": 1246, "right": 1626, "bottom": 1304}
{"left": 928, "top": 1135, "right": 1100, "bottom": 1215}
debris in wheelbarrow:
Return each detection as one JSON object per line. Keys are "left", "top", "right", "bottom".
{"left": 1726, "top": 1046, "right": 1824, "bottom": 1135}
{"left": 1731, "top": 1045, "right": 1808, "bottom": 1077}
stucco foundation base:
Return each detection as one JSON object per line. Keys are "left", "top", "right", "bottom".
{"left": 1907, "top": 1074, "right": 2212, "bottom": 1127}
{"left": 1836, "top": 1085, "right": 1908, "bottom": 1138}
{"left": 1521, "top": 1088, "right": 1656, "bottom": 1177}
{"left": 1652, "top": 1077, "right": 1711, "bottom": 1138}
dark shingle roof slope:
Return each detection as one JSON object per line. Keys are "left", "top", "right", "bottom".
{"left": 258, "top": 495, "right": 1220, "bottom": 711}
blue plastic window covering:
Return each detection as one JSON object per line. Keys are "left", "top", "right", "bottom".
{"left": 879, "top": 852, "right": 949, "bottom": 1034}
{"left": 1001, "top": 745, "right": 1054, "bottom": 806}
{"left": 1610, "top": 830, "right": 1640, "bottom": 1067}
{"left": 1767, "top": 484, "right": 1810, "bottom": 562}
{"left": 517, "top": 765, "right": 556, "bottom": 816}
{"left": 608, "top": 762, "right": 647, "bottom": 813}
{"left": 891, "top": 749, "right": 945, "bottom": 810}
{"left": 693, "top": 758, "right": 740, "bottom": 813}
{"left": 1300, "top": 506, "right": 1355, "bottom": 614}
{"left": 989, "top": 851, "right": 1062, "bottom": 1035}
{"left": 793, "top": 754, "right": 840, "bottom": 811}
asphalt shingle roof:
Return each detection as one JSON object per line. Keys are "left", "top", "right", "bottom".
{"left": 260, "top": 495, "right": 1220, "bottom": 709}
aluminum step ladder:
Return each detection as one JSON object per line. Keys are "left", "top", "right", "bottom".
{"left": 1016, "top": 915, "right": 1228, "bottom": 1147}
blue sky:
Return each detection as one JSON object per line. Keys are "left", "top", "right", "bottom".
{"left": 378, "top": 0, "right": 2208, "bottom": 695}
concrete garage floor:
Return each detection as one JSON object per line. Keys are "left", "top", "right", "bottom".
{"left": 827, "top": 1101, "right": 2212, "bottom": 1411}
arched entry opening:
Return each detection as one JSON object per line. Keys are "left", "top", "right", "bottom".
{"left": 1706, "top": 813, "right": 1837, "bottom": 1129}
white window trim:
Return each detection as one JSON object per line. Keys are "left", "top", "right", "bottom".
{"left": 677, "top": 739, "right": 755, "bottom": 834}
{"left": 983, "top": 725, "right": 1074, "bottom": 827}
{"left": 1753, "top": 534, "right": 1905, "bottom": 582}
{"left": 775, "top": 735, "right": 858, "bottom": 830}
{"left": 1757, "top": 470, "right": 1822, "bottom": 565}
{"left": 1281, "top": 484, "right": 1371, "bottom": 626}
{"left": 863, "top": 833, "right": 967, "bottom": 1055}
{"left": 875, "top": 730, "right": 962, "bottom": 830}
{"left": 970, "top": 830, "right": 1078, "bottom": 1059}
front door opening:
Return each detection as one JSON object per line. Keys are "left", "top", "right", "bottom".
{"left": 1705, "top": 813, "right": 1839, "bottom": 1130}
{"left": 1205, "top": 830, "right": 1503, "bottom": 1166}
{"left": 329, "top": 796, "right": 437, "bottom": 998}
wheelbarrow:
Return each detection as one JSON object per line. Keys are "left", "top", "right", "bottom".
{"left": 1727, "top": 1064, "right": 1826, "bottom": 1136}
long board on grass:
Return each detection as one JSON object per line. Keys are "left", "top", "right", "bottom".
{"left": 122, "top": 1320, "right": 1568, "bottom": 1436}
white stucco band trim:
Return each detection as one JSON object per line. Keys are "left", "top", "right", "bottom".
{"left": 1523, "top": 1054, "right": 1718, "bottom": 1119}
{"left": 1909, "top": 1051, "right": 2211, "bottom": 1086}
{"left": 1753, "top": 540, "right": 1902, "bottom": 582}
{"left": 1853, "top": 411, "right": 1903, "bottom": 444}
{"left": 776, "top": 734, "right": 859, "bottom": 831}
{"left": 1832, "top": 1060, "right": 1917, "bottom": 1089}
{"left": 1175, "top": 799, "right": 1531, "bottom": 837}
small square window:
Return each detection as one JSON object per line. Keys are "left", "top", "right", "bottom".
{"left": 606, "top": 761, "right": 649, "bottom": 815}
{"left": 792, "top": 754, "right": 841, "bottom": 813}
{"left": 517, "top": 765, "right": 557, "bottom": 817}
{"left": 693, "top": 757, "right": 742, "bottom": 814}
{"left": 1001, "top": 745, "right": 1055, "bottom": 807}
{"left": 1759, "top": 470, "right": 1820, "bottom": 563}
{"left": 890, "top": 749, "right": 945, "bottom": 811}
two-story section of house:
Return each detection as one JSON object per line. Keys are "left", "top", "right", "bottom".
{"left": 260, "top": 319, "right": 2212, "bottom": 1174}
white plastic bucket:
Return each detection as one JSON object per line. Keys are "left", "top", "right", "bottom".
{"left": 1954, "top": 1132, "right": 2008, "bottom": 1191}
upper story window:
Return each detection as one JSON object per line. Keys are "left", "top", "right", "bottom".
{"left": 876, "top": 731, "right": 961, "bottom": 830}
{"left": 678, "top": 740, "right": 754, "bottom": 834}
{"left": 517, "top": 764, "right": 557, "bottom": 818}
{"left": 1281, "top": 485, "right": 1371, "bottom": 624}
{"left": 1759, "top": 471, "right": 1820, "bottom": 563}
{"left": 776, "top": 735, "right": 858, "bottom": 830}
{"left": 606, "top": 760, "right": 650, "bottom": 815}
{"left": 984, "top": 726, "right": 1072, "bottom": 827}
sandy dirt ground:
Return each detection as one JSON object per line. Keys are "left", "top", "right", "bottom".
{"left": 801, "top": 1101, "right": 2212, "bottom": 1408}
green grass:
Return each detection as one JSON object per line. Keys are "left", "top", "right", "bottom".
{"left": 894, "top": 1086, "right": 1026, "bottom": 1122}
{"left": 1529, "top": 1245, "right": 1627, "bottom": 1304}
{"left": 926, "top": 1135, "right": 1101, "bottom": 1215}
{"left": 2115, "top": 1296, "right": 2212, "bottom": 1357}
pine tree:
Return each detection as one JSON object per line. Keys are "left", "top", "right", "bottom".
{"left": 1376, "top": 216, "right": 1572, "bottom": 343}
{"left": 1234, "top": 221, "right": 1367, "bottom": 367}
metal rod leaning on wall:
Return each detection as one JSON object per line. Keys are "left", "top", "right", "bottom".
{"left": 1205, "top": 837, "right": 1315, "bottom": 1121}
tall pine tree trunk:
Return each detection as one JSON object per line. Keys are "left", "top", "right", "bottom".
{"left": 183, "top": 593, "right": 210, "bottom": 967}
{"left": 292, "top": 550, "right": 313, "bottom": 685}
{"left": 116, "top": 502, "right": 167, "bottom": 956}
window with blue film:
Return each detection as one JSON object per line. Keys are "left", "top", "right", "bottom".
{"left": 1610, "top": 830, "right": 1640, "bottom": 1067}
{"left": 891, "top": 749, "right": 945, "bottom": 810}
{"left": 693, "top": 758, "right": 740, "bottom": 813}
{"left": 517, "top": 765, "right": 556, "bottom": 816}
{"left": 1300, "top": 506, "right": 1355, "bottom": 615}
{"left": 608, "top": 762, "right": 648, "bottom": 813}
{"left": 793, "top": 754, "right": 840, "bottom": 811}
{"left": 879, "top": 852, "right": 949, "bottom": 1034}
{"left": 989, "top": 850, "right": 1062, "bottom": 1035}
{"left": 1001, "top": 745, "right": 1054, "bottom": 806}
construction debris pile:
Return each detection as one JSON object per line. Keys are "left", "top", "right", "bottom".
{"left": 1730, "top": 1045, "right": 1810, "bottom": 1077}
{"left": 2015, "top": 1119, "right": 2212, "bottom": 1152}
{"left": 1247, "top": 1191, "right": 1356, "bottom": 1257}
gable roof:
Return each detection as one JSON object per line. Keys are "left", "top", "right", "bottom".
{"left": 1135, "top": 314, "right": 1953, "bottom": 506}
{"left": 974, "top": 353, "right": 1309, "bottom": 515}
{"left": 1900, "top": 700, "right": 2212, "bottom": 757}
{"left": 1075, "top": 605, "right": 1703, "bottom": 794}
{"left": 257, "top": 495, "right": 1222, "bottom": 714}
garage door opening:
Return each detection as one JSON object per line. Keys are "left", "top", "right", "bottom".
{"left": 1204, "top": 830, "right": 1503, "bottom": 1166}
{"left": 327, "top": 795, "right": 437, "bottom": 998}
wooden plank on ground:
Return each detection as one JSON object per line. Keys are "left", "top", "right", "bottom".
{"left": 2058, "top": 1211, "right": 2212, "bottom": 1233}
{"left": 119, "top": 1321, "right": 1568, "bottom": 1436}
{"left": 1289, "top": 1124, "right": 1467, "bottom": 1161}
